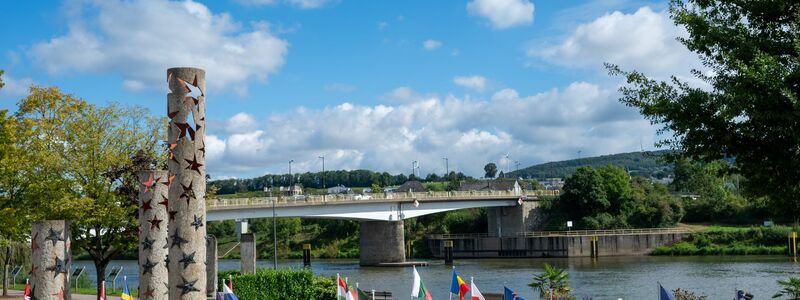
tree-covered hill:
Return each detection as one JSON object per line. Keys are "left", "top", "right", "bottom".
{"left": 508, "top": 150, "right": 675, "bottom": 180}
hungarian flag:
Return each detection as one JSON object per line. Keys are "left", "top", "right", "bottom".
{"left": 450, "top": 269, "right": 470, "bottom": 300}
{"left": 411, "top": 266, "right": 432, "bottom": 300}
{"left": 337, "top": 276, "right": 348, "bottom": 300}
{"left": 23, "top": 279, "right": 30, "bottom": 300}
{"left": 470, "top": 279, "right": 486, "bottom": 300}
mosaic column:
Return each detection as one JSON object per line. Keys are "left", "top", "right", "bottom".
{"left": 139, "top": 170, "right": 169, "bottom": 299}
{"left": 166, "top": 67, "right": 207, "bottom": 299}
{"left": 30, "top": 220, "right": 72, "bottom": 300}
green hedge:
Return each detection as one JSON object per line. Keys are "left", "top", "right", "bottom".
{"left": 218, "top": 269, "right": 336, "bottom": 300}
{"left": 652, "top": 226, "right": 793, "bottom": 256}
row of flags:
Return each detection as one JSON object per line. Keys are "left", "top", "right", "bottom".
{"left": 337, "top": 274, "right": 373, "bottom": 300}
{"left": 22, "top": 276, "right": 240, "bottom": 300}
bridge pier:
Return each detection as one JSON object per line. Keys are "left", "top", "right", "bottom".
{"left": 359, "top": 220, "right": 405, "bottom": 266}
{"left": 487, "top": 199, "right": 542, "bottom": 237}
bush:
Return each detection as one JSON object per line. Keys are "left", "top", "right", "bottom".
{"left": 217, "top": 269, "right": 335, "bottom": 300}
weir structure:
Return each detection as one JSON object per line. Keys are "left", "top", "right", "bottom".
{"left": 138, "top": 170, "right": 169, "bottom": 299}
{"left": 166, "top": 67, "right": 207, "bottom": 298}
{"left": 30, "top": 220, "right": 72, "bottom": 300}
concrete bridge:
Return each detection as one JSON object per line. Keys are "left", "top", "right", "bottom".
{"left": 206, "top": 190, "right": 558, "bottom": 265}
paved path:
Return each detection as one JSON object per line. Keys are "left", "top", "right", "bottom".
{"left": 1, "top": 289, "right": 108, "bottom": 300}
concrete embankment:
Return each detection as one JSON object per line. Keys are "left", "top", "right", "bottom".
{"left": 426, "top": 229, "right": 690, "bottom": 258}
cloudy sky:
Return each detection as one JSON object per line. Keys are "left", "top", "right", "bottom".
{"left": 0, "top": 0, "right": 701, "bottom": 179}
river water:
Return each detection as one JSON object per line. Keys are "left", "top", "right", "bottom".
{"left": 72, "top": 256, "right": 800, "bottom": 299}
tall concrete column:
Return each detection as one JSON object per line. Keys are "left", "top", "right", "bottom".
{"left": 239, "top": 233, "right": 256, "bottom": 274}
{"left": 167, "top": 67, "right": 207, "bottom": 299}
{"left": 31, "top": 220, "right": 71, "bottom": 300}
{"left": 139, "top": 170, "right": 169, "bottom": 300}
{"left": 359, "top": 221, "right": 405, "bottom": 266}
{"left": 487, "top": 200, "right": 542, "bottom": 237}
{"left": 206, "top": 235, "right": 218, "bottom": 297}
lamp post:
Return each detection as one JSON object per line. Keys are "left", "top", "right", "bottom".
{"left": 289, "top": 159, "right": 294, "bottom": 185}
{"left": 265, "top": 186, "right": 277, "bottom": 269}
{"left": 504, "top": 154, "right": 510, "bottom": 178}
{"left": 318, "top": 156, "right": 325, "bottom": 197}
{"left": 442, "top": 157, "right": 449, "bottom": 178}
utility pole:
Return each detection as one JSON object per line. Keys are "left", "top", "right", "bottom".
{"left": 442, "top": 157, "right": 449, "bottom": 178}
{"left": 504, "top": 153, "right": 510, "bottom": 178}
{"left": 412, "top": 161, "right": 418, "bottom": 178}
{"left": 515, "top": 160, "right": 520, "bottom": 173}
{"left": 319, "top": 156, "right": 325, "bottom": 192}
{"left": 288, "top": 159, "right": 293, "bottom": 186}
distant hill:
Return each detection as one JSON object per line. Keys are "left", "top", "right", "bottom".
{"left": 507, "top": 150, "right": 675, "bottom": 180}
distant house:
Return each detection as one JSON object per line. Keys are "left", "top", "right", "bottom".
{"left": 540, "top": 178, "right": 564, "bottom": 190}
{"left": 458, "top": 180, "right": 522, "bottom": 195}
{"left": 267, "top": 184, "right": 302, "bottom": 196}
{"left": 395, "top": 181, "right": 427, "bottom": 193}
{"left": 327, "top": 184, "right": 352, "bottom": 194}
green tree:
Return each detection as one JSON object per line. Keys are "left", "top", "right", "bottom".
{"left": 597, "top": 165, "right": 632, "bottom": 212}
{"left": 528, "top": 264, "right": 574, "bottom": 299}
{"left": 14, "top": 86, "right": 163, "bottom": 299}
{"left": 370, "top": 183, "right": 381, "bottom": 193}
{"left": 773, "top": 277, "right": 800, "bottom": 299}
{"left": 608, "top": 0, "right": 800, "bottom": 216}
{"left": 484, "top": 163, "right": 497, "bottom": 178}
{"left": 560, "top": 167, "right": 609, "bottom": 225}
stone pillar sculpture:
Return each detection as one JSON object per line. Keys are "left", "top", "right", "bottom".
{"left": 139, "top": 170, "right": 169, "bottom": 299}
{"left": 166, "top": 67, "right": 207, "bottom": 299}
{"left": 206, "top": 235, "right": 218, "bottom": 297}
{"left": 31, "top": 220, "right": 71, "bottom": 300}
{"left": 240, "top": 233, "right": 257, "bottom": 274}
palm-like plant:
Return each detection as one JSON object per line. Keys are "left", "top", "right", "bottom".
{"left": 528, "top": 263, "right": 573, "bottom": 299}
{"left": 773, "top": 277, "right": 800, "bottom": 299}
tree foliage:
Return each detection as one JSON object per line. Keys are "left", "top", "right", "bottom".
{"left": 484, "top": 163, "right": 497, "bottom": 178}
{"left": 774, "top": 277, "right": 800, "bottom": 299}
{"left": 528, "top": 264, "right": 574, "bottom": 299}
{"left": 608, "top": 0, "right": 800, "bottom": 215}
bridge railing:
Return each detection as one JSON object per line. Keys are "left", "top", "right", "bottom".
{"left": 207, "top": 189, "right": 560, "bottom": 209}
{"left": 425, "top": 227, "right": 692, "bottom": 239}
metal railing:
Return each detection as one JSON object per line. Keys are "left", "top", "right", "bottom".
{"left": 207, "top": 189, "right": 560, "bottom": 210}
{"left": 426, "top": 227, "right": 692, "bottom": 239}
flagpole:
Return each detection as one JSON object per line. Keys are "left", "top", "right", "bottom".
{"left": 372, "top": 289, "right": 375, "bottom": 300}
{"left": 470, "top": 277, "right": 474, "bottom": 300}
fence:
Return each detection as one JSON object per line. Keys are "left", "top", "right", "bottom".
{"left": 426, "top": 227, "right": 692, "bottom": 239}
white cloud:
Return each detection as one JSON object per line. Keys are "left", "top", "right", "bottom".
{"left": 29, "top": 0, "right": 289, "bottom": 95}
{"left": 378, "top": 21, "right": 388, "bottom": 30}
{"left": 204, "top": 82, "right": 657, "bottom": 179}
{"left": 225, "top": 112, "right": 258, "bottom": 134}
{"left": 286, "top": 0, "right": 332, "bottom": 9}
{"left": 453, "top": 75, "right": 487, "bottom": 92}
{"left": 467, "top": 0, "right": 535, "bottom": 29}
{"left": 422, "top": 39, "right": 442, "bottom": 50}
{"left": 0, "top": 73, "right": 33, "bottom": 99}
{"left": 531, "top": 6, "right": 701, "bottom": 79}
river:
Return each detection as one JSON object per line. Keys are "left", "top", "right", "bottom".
{"left": 70, "top": 256, "right": 800, "bottom": 299}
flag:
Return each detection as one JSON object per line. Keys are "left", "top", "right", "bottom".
{"left": 411, "top": 266, "right": 433, "bottom": 300}
{"left": 23, "top": 279, "right": 30, "bottom": 300}
{"left": 356, "top": 287, "right": 370, "bottom": 300}
{"left": 504, "top": 286, "right": 524, "bottom": 300}
{"left": 450, "top": 269, "right": 470, "bottom": 300}
{"left": 346, "top": 285, "right": 358, "bottom": 300}
{"left": 99, "top": 281, "right": 106, "bottom": 300}
{"left": 470, "top": 279, "right": 485, "bottom": 300}
{"left": 659, "top": 284, "right": 676, "bottom": 300}
{"left": 120, "top": 281, "right": 133, "bottom": 300}
{"left": 222, "top": 282, "right": 240, "bottom": 300}
{"left": 228, "top": 275, "right": 233, "bottom": 292}
{"left": 337, "top": 276, "right": 348, "bottom": 300}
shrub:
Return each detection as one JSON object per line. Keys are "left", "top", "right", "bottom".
{"left": 217, "top": 269, "right": 335, "bottom": 300}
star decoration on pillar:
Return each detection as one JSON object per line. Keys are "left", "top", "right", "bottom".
{"left": 169, "top": 210, "right": 178, "bottom": 221}
{"left": 168, "top": 143, "right": 178, "bottom": 164}
{"left": 141, "top": 199, "right": 153, "bottom": 211}
{"left": 163, "top": 237, "right": 169, "bottom": 249}
{"left": 168, "top": 109, "right": 179, "bottom": 119}
{"left": 164, "top": 254, "right": 170, "bottom": 265}
{"left": 190, "top": 215, "right": 204, "bottom": 231}
{"left": 158, "top": 195, "right": 169, "bottom": 208}
{"left": 180, "top": 181, "right": 196, "bottom": 205}
{"left": 142, "top": 258, "right": 158, "bottom": 275}
{"left": 142, "top": 237, "right": 154, "bottom": 250}
{"left": 45, "top": 228, "right": 64, "bottom": 246}
{"left": 177, "top": 277, "right": 200, "bottom": 295}
{"left": 142, "top": 287, "right": 156, "bottom": 299}
{"left": 141, "top": 174, "right": 155, "bottom": 193}
{"left": 31, "top": 232, "right": 40, "bottom": 252}
{"left": 170, "top": 232, "right": 189, "bottom": 249}
{"left": 174, "top": 122, "right": 196, "bottom": 141}
{"left": 149, "top": 216, "right": 163, "bottom": 230}
{"left": 179, "top": 251, "right": 196, "bottom": 269}
{"left": 163, "top": 282, "right": 169, "bottom": 296}
{"left": 45, "top": 256, "right": 68, "bottom": 277}
{"left": 198, "top": 146, "right": 206, "bottom": 157}
{"left": 184, "top": 154, "right": 203, "bottom": 175}
{"left": 178, "top": 76, "right": 203, "bottom": 105}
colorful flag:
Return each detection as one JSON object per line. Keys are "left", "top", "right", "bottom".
{"left": 450, "top": 269, "right": 470, "bottom": 300}
{"left": 504, "top": 286, "right": 524, "bottom": 300}
{"left": 470, "top": 278, "right": 486, "bottom": 300}
{"left": 337, "top": 275, "right": 348, "bottom": 300}
{"left": 228, "top": 275, "right": 234, "bottom": 292}
{"left": 411, "top": 266, "right": 433, "bottom": 300}
{"left": 659, "top": 284, "right": 676, "bottom": 300}
{"left": 356, "top": 287, "right": 370, "bottom": 300}
{"left": 346, "top": 284, "right": 358, "bottom": 300}
{"left": 222, "top": 281, "right": 240, "bottom": 300}
{"left": 23, "top": 279, "right": 30, "bottom": 300}
{"left": 120, "top": 280, "right": 133, "bottom": 300}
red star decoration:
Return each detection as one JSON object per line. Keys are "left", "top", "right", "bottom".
{"left": 168, "top": 109, "right": 179, "bottom": 119}
{"left": 142, "top": 287, "right": 156, "bottom": 299}
{"left": 178, "top": 76, "right": 203, "bottom": 106}
{"left": 31, "top": 232, "right": 39, "bottom": 252}
{"left": 52, "top": 287, "right": 65, "bottom": 300}
{"left": 141, "top": 199, "right": 153, "bottom": 211}
{"left": 141, "top": 174, "right": 155, "bottom": 193}
{"left": 167, "top": 175, "right": 176, "bottom": 187}
{"left": 158, "top": 195, "right": 169, "bottom": 209}
{"left": 184, "top": 154, "right": 203, "bottom": 175}
{"left": 149, "top": 216, "right": 163, "bottom": 230}
{"left": 168, "top": 143, "right": 178, "bottom": 164}
{"left": 198, "top": 146, "right": 205, "bottom": 157}
{"left": 181, "top": 181, "right": 195, "bottom": 205}
{"left": 169, "top": 210, "right": 178, "bottom": 221}
{"left": 174, "top": 122, "right": 196, "bottom": 140}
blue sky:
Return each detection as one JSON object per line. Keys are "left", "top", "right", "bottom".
{"left": 0, "top": 0, "right": 700, "bottom": 179}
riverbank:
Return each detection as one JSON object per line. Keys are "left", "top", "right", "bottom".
{"left": 652, "top": 225, "right": 792, "bottom": 256}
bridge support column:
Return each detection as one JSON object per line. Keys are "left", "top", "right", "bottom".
{"left": 240, "top": 233, "right": 256, "bottom": 274}
{"left": 487, "top": 200, "right": 542, "bottom": 237}
{"left": 206, "top": 235, "right": 218, "bottom": 297}
{"left": 359, "top": 221, "right": 405, "bottom": 266}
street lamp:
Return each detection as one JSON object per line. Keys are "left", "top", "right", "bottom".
{"left": 504, "top": 154, "right": 510, "bottom": 178}
{"left": 442, "top": 157, "right": 449, "bottom": 178}
{"left": 318, "top": 156, "right": 325, "bottom": 195}
{"left": 288, "top": 159, "right": 294, "bottom": 185}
